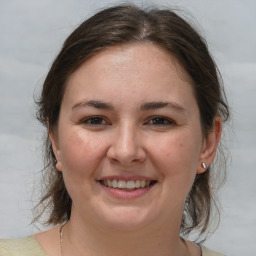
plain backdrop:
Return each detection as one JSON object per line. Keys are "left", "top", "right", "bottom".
{"left": 0, "top": 1, "right": 255, "bottom": 255}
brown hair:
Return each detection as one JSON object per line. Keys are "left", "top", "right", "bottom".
{"left": 35, "top": 4, "right": 229, "bottom": 239}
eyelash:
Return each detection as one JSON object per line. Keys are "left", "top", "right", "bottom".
{"left": 82, "top": 116, "right": 108, "bottom": 126}
{"left": 146, "top": 116, "right": 175, "bottom": 126}
{"left": 81, "top": 116, "right": 175, "bottom": 127}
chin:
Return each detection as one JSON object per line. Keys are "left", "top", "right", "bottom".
{"left": 96, "top": 206, "right": 156, "bottom": 231}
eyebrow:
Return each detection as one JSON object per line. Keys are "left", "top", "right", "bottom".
{"left": 140, "top": 101, "right": 186, "bottom": 112}
{"left": 72, "top": 100, "right": 114, "bottom": 110}
{"left": 72, "top": 100, "right": 186, "bottom": 112}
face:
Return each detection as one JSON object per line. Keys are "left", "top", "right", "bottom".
{"left": 51, "top": 43, "right": 218, "bottom": 232}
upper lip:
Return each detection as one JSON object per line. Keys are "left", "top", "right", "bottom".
{"left": 97, "top": 175, "right": 156, "bottom": 181}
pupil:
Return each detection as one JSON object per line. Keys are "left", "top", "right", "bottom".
{"left": 91, "top": 117, "right": 102, "bottom": 124}
{"left": 154, "top": 118, "right": 164, "bottom": 124}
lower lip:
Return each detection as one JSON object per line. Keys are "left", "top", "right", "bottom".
{"left": 99, "top": 183, "right": 155, "bottom": 199}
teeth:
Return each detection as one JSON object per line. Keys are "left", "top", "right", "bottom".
{"left": 127, "top": 180, "right": 135, "bottom": 189}
{"left": 101, "top": 179, "right": 153, "bottom": 189}
{"left": 112, "top": 179, "right": 117, "bottom": 188}
{"left": 117, "top": 180, "right": 126, "bottom": 189}
{"left": 107, "top": 180, "right": 112, "bottom": 187}
{"left": 135, "top": 180, "right": 140, "bottom": 188}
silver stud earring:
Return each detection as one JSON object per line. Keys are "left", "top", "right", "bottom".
{"left": 201, "top": 162, "right": 207, "bottom": 169}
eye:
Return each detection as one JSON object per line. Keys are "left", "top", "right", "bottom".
{"left": 82, "top": 116, "right": 108, "bottom": 125}
{"left": 147, "top": 116, "right": 174, "bottom": 126}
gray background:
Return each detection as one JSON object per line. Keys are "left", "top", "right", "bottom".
{"left": 0, "top": 0, "right": 255, "bottom": 255}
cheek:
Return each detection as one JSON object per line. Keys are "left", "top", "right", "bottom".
{"left": 59, "top": 130, "right": 107, "bottom": 179}
{"left": 153, "top": 135, "right": 200, "bottom": 170}
{"left": 150, "top": 133, "right": 201, "bottom": 191}
{"left": 58, "top": 130, "right": 109, "bottom": 203}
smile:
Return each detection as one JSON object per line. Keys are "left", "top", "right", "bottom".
{"left": 99, "top": 179, "right": 156, "bottom": 190}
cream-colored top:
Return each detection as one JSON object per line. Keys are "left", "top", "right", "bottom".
{"left": 0, "top": 236, "right": 226, "bottom": 256}
{"left": 0, "top": 236, "right": 46, "bottom": 256}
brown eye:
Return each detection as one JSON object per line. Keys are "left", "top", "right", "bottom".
{"left": 83, "top": 116, "right": 107, "bottom": 125}
{"left": 148, "top": 117, "right": 174, "bottom": 126}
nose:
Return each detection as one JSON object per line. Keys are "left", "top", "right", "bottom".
{"left": 107, "top": 123, "right": 146, "bottom": 166}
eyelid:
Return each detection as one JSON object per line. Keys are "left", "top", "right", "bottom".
{"left": 81, "top": 116, "right": 110, "bottom": 125}
{"left": 80, "top": 115, "right": 176, "bottom": 127}
{"left": 146, "top": 116, "right": 176, "bottom": 126}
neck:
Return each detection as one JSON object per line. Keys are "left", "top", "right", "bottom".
{"left": 61, "top": 211, "right": 189, "bottom": 256}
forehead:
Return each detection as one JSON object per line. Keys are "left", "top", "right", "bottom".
{"left": 62, "top": 43, "right": 196, "bottom": 110}
{"left": 74, "top": 43, "right": 192, "bottom": 82}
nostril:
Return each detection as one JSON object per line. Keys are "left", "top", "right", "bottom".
{"left": 106, "top": 144, "right": 146, "bottom": 166}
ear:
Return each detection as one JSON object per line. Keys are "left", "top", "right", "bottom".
{"left": 48, "top": 126, "right": 62, "bottom": 172}
{"left": 197, "top": 116, "right": 222, "bottom": 174}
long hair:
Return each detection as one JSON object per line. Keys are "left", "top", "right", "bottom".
{"left": 35, "top": 4, "right": 229, "bottom": 239}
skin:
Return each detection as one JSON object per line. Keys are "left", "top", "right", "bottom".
{"left": 35, "top": 43, "right": 222, "bottom": 256}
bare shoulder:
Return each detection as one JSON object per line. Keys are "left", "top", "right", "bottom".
{"left": 34, "top": 226, "right": 61, "bottom": 256}
{"left": 184, "top": 239, "right": 203, "bottom": 256}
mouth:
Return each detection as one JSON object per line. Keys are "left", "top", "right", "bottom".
{"left": 98, "top": 179, "right": 157, "bottom": 191}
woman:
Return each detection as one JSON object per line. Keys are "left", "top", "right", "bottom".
{"left": 0, "top": 4, "right": 229, "bottom": 256}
